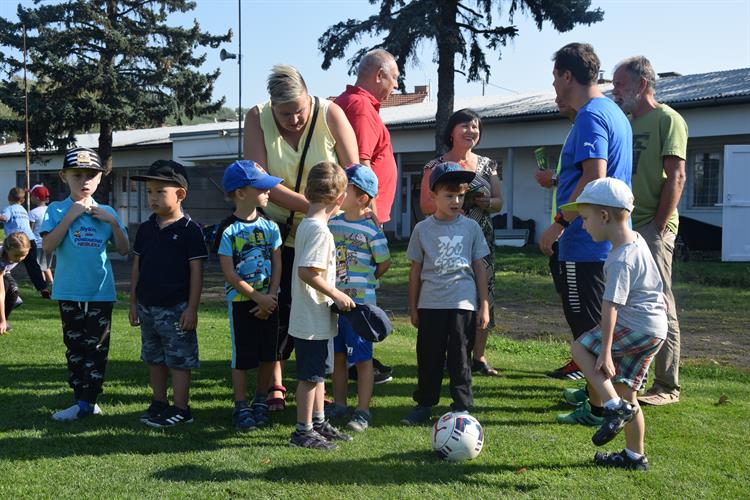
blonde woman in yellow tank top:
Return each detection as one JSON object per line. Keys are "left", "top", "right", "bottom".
{"left": 243, "top": 65, "right": 358, "bottom": 412}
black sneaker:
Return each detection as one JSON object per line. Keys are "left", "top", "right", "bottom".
{"left": 372, "top": 358, "right": 393, "bottom": 375}
{"left": 594, "top": 450, "right": 650, "bottom": 471}
{"left": 290, "top": 429, "right": 337, "bottom": 450}
{"left": 145, "top": 405, "right": 193, "bottom": 428}
{"left": 348, "top": 364, "right": 393, "bottom": 384}
{"left": 314, "top": 420, "right": 353, "bottom": 442}
{"left": 400, "top": 405, "right": 432, "bottom": 425}
{"left": 592, "top": 400, "right": 639, "bottom": 446}
{"left": 140, "top": 400, "right": 169, "bottom": 423}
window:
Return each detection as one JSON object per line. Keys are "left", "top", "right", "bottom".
{"left": 690, "top": 151, "right": 722, "bottom": 208}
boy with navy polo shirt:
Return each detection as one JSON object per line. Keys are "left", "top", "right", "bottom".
{"left": 41, "top": 147, "right": 130, "bottom": 421}
{"left": 327, "top": 164, "right": 391, "bottom": 432}
{"left": 217, "top": 160, "right": 283, "bottom": 431}
{"left": 129, "top": 160, "right": 207, "bottom": 427}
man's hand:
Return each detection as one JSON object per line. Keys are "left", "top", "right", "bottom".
{"left": 534, "top": 169, "right": 556, "bottom": 188}
{"left": 128, "top": 303, "right": 140, "bottom": 327}
{"left": 179, "top": 307, "right": 198, "bottom": 331}
{"left": 595, "top": 351, "right": 616, "bottom": 379}
{"left": 539, "top": 223, "right": 564, "bottom": 256}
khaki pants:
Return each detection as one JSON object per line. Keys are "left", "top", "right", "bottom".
{"left": 636, "top": 222, "right": 680, "bottom": 394}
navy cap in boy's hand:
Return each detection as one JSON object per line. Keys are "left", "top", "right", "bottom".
{"left": 331, "top": 303, "right": 392, "bottom": 343}
{"left": 131, "top": 160, "right": 190, "bottom": 189}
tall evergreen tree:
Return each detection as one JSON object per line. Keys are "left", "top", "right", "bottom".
{"left": 319, "top": 0, "right": 604, "bottom": 151}
{"left": 0, "top": 0, "right": 231, "bottom": 171}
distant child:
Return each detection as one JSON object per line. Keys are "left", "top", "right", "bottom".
{"left": 561, "top": 178, "right": 667, "bottom": 471}
{"left": 28, "top": 184, "right": 54, "bottom": 285}
{"left": 401, "top": 162, "right": 490, "bottom": 425}
{"left": 289, "top": 161, "right": 355, "bottom": 450}
{"left": 327, "top": 164, "right": 391, "bottom": 432}
{"left": 0, "top": 232, "right": 31, "bottom": 334}
{"left": 40, "top": 147, "right": 129, "bottom": 421}
{"left": 217, "top": 160, "right": 283, "bottom": 431}
{"left": 0, "top": 187, "right": 50, "bottom": 297}
{"left": 129, "top": 160, "right": 207, "bottom": 427}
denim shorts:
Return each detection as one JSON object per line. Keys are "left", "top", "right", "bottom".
{"left": 294, "top": 338, "right": 329, "bottom": 383}
{"left": 138, "top": 302, "right": 199, "bottom": 370}
{"left": 333, "top": 316, "right": 373, "bottom": 364}
{"left": 577, "top": 325, "right": 663, "bottom": 391}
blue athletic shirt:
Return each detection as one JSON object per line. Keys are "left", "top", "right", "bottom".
{"left": 557, "top": 97, "right": 632, "bottom": 262}
{"left": 2, "top": 204, "right": 36, "bottom": 241}
{"left": 39, "top": 197, "right": 127, "bottom": 301}
{"left": 218, "top": 214, "right": 282, "bottom": 302}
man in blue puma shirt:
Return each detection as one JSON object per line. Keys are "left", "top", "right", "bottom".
{"left": 539, "top": 43, "right": 632, "bottom": 426}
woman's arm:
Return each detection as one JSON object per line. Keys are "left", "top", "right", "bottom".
{"left": 243, "top": 106, "right": 268, "bottom": 166}
{"left": 419, "top": 164, "right": 437, "bottom": 216}
{"left": 327, "top": 102, "right": 359, "bottom": 166}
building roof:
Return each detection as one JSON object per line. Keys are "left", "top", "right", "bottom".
{"left": 382, "top": 66, "right": 750, "bottom": 129}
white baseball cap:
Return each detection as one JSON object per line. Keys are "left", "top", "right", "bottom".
{"left": 559, "top": 177, "right": 634, "bottom": 212}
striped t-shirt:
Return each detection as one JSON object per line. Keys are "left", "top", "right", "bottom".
{"left": 328, "top": 214, "right": 390, "bottom": 305}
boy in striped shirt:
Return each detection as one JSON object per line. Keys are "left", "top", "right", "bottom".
{"left": 327, "top": 164, "right": 391, "bottom": 432}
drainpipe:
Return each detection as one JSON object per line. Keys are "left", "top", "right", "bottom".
{"left": 506, "top": 148, "right": 514, "bottom": 230}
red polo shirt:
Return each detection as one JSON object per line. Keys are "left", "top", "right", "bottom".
{"left": 335, "top": 85, "right": 397, "bottom": 223}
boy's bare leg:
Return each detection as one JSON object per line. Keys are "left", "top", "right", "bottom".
{"left": 313, "top": 381, "right": 325, "bottom": 416}
{"left": 616, "top": 384, "right": 644, "bottom": 454}
{"left": 355, "top": 359, "right": 373, "bottom": 412}
{"left": 296, "top": 380, "right": 317, "bottom": 425}
{"left": 257, "top": 362, "right": 274, "bottom": 395}
{"left": 333, "top": 352, "right": 348, "bottom": 406}
{"left": 150, "top": 364, "right": 169, "bottom": 403}
{"left": 232, "top": 369, "right": 247, "bottom": 402}
{"left": 171, "top": 368, "right": 191, "bottom": 410}
{"left": 571, "top": 342, "right": 619, "bottom": 402}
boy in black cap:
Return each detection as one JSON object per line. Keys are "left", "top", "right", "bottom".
{"left": 129, "top": 160, "right": 207, "bottom": 427}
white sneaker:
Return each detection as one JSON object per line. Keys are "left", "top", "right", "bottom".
{"left": 51, "top": 403, "right": 103, "bottom": 421}
{"left": 93, "top": 404, "right": 103, "bottom": 415}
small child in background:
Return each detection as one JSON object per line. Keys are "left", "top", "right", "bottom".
{"left": 327, "top": 164, "right": 391, "bottom": 432}
{"left": 289, "top": 161, "right": 355, "bottom": 450}
{"left": 0, "top": 187, "right": 50, "bottom": 297}
{"left": 217, "top": 160, "right": 283, "bottom": 431}
{"left": 28, "top": 184, "right": 54, "bottom": 286}
{"left": 41, "top": 147, "right": 129, "bottom": 421}
{"left": 0, "top": 232, "right": 31, "bottom": 335}
{"left": 561, "top": 178, "right": 667, "bottom": 471}
{"left": 129, "top": 160, "right": 207, "bottom": 427}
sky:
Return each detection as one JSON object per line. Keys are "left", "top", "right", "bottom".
{"left": 3, "top": 0, "right": 750, "bottom": 110}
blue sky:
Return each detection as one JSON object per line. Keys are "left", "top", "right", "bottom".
{"left": 4, "top": 0, "right": 750, "bottom": 109}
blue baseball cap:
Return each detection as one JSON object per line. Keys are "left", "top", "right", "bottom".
{"left": 429, "top": 161, "right": 475, "bottom": 190}
{"left": 222, "top": 160, "right": 283, "bottom": 192}
{"left": 346, "top": 163, "right": 378, "bottom": 198}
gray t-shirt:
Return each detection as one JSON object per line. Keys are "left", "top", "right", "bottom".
{"left": 603, "top": 233, "right": 668, "bottom": 339}
{"left": 406, "top": 215, "right": 489, "bottom": 311}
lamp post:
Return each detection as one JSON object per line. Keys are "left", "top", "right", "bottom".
{"left": 219, "top": 0, "right": 242, "bottom": 159}
{"left": 22, "top": 24, "right": 31, "bottom": 210}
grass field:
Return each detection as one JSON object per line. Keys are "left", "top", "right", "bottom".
{"left": 1, "top": 247, "right": 749, "bottom": 498}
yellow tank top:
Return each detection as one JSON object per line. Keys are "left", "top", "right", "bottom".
{"left": 258, "top": 97, "right": 338, "bottom": 247}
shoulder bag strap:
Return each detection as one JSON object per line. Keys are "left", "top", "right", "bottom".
{"left": 283, "top": 96, "right": 320, "bottom": 235}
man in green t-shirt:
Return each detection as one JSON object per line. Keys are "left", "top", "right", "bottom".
{"left": 612, "top": 56, "right": 688, "bottom": 406}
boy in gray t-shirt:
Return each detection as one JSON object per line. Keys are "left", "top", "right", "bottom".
{"left": 401, "top": 163, "right": 490, "bottom": 426}
{"left": 561, "top": 177, "right": 667, "bottom": 471}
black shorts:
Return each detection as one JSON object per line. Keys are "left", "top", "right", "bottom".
{"left": 229, "top": 300, "right": 280, "bottom": 370}
{"left": 559, "top": 260, "right": 605, "bottom": 339}
{"left": 294, "top": 338, "right": 329, "bottom": 383}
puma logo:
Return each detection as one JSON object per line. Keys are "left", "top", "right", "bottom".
{"left": 583, "top": 139, "right": 598, "bottom": 150}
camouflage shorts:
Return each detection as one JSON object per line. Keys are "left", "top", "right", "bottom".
{"left": 138, "top": 302, "right": 199, "bottom": 370}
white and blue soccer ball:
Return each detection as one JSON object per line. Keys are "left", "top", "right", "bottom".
{"left": 431, "top": 412, "right": 484, "bottom": 461}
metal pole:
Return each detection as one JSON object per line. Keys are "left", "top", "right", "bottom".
{"left": 237, "top": 0, "right": 242, "bottom": 159}
{"left": 23, "top": 24, "right": 31, "bottom": 211}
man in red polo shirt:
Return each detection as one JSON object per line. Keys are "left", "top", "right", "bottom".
{"left": 334, "top": 48, "right": 399, "bottom": 223}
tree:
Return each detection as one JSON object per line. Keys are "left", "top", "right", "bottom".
{"left": 0, "top": 0, "right": 231, "bottom": 171}
{"left": 319, "top": 0, "right": 604, "bottom": 151}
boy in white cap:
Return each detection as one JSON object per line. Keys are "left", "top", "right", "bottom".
{"left": 560, "top": 177, "right": 667, "bottom": 471}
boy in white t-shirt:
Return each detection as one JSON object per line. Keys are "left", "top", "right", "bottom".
{"left": 288, "top": 161, "right": 355, "bottom": 450}
{"left": 28, "top": 184, "right": 54, "bottom": 286}
{"left": 561, "top": 178, "right": 667, "bottom": 471}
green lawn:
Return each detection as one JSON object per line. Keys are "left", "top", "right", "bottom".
{"left": 1, "top": 247, "right": 749, "bottom": 498}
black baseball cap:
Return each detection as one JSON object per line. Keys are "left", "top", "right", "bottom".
{"left": 63, "top": 147, "right": 105, "bottom": 171}
{"left": 131, "top": 160, "right": 189, "bottom": 189}
{"left": 331, "top": 303, "right": 393, "bottom": 343}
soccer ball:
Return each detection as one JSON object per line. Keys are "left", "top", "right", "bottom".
{"left": 431, "top": 412, "right": 484, "bottom": 461}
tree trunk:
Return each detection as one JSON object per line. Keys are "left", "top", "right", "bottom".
{"left": 98, "top": 120, "right": 113, "bottom": 174}
{"left": 434, "top": 1, "right": 459, "bottom": 154}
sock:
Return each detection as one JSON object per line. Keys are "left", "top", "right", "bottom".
{"left": 625, "top": 448, "right": 644, "bottom": 460}
{"left": 590, "top": 404, "right": 604, "bottom": 417}
{"left": 252, "top": 393, "right": 266, "bottom": 405}
{"left": 312, "top": 411, "right": 325, "bottom": 425}
{"left": 604, "top": 397, "right": 622, "bottom": 410}
{"left": 296, "top": 422, "right": 313, "bottom": 433}
{"left": 235, "top": 399, "right": 249, "bottom": 410}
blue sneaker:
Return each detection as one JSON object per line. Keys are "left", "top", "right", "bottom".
{"left": 251, "top": 402, "right": 270, "bottom": 427}
{"left": 233, "top": 406, "right": 257, "bottom": 431}
{"left": 400, "top": 405, "right": 432, "bottom": 425}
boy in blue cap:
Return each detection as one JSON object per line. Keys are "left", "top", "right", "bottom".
{"left": 327, "top": 164, "right": 391, "bottom": 432}
{"left": 218, "top": 160, "right": 284, "bottom": 431}
{"left": 401, "top": 162, "right": 490, "bottom": 425}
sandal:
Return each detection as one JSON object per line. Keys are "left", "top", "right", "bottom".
{"left": 266, "top": 384, "right": 287, "bottom": 412}
{"left": 471, "top": 359, "right": 499, "bottom": 377}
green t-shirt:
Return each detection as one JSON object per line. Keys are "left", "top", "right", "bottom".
{"left": 631, "top": 104, "right": 688, "bottom": 232}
